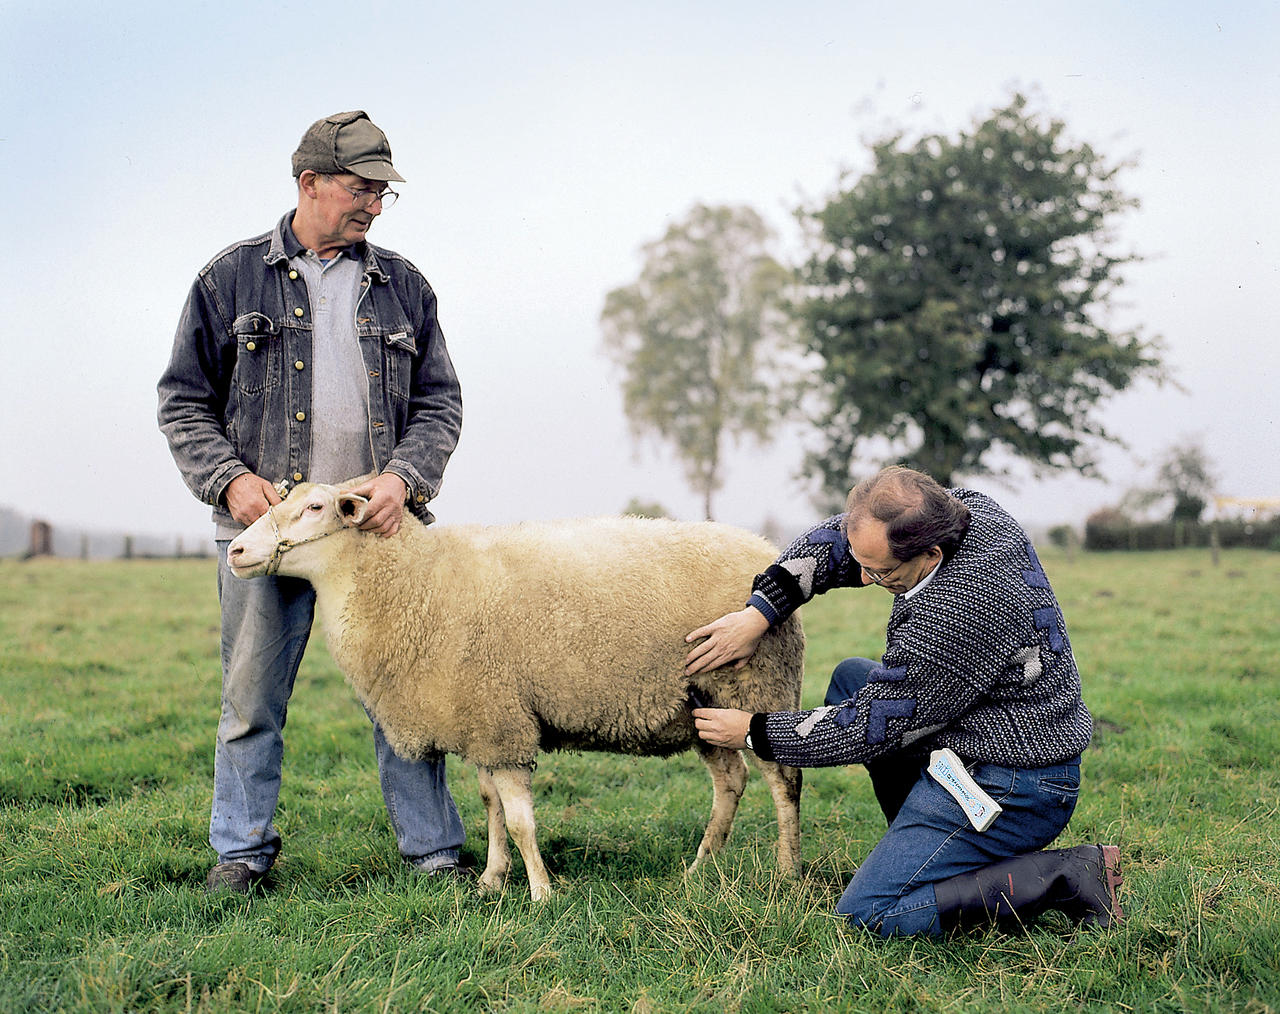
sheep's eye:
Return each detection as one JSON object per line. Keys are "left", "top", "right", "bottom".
{"left": 307, "top": 503, "right": 324, "bottom": 513}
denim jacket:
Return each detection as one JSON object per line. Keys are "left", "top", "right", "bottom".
{"left": 158, "top": 212, "right": 462, "bottom": 529}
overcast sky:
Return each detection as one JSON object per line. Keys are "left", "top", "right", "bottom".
{"left": 2, "top": 0, "right": 1276, "bottom": 544}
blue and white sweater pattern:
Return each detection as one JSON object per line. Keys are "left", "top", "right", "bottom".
{"left": 748, "top": 490, "right": 1093, "bottom": 770}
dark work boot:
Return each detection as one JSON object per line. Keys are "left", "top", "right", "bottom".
{"left": 933, "top": 844, "right": 1124, "bottom": 932}
{"left": 206, "top": 861, "right": 268, "bottom": 895}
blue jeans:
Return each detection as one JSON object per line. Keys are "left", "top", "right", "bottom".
{"left": 212, "top": 542, "right": 465, "bottom": 871}
{"left": 826, "top": 658, "right": 1080, "bottom": 936}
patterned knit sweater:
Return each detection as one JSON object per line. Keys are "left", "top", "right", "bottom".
{"left": 746, "top": 490, "right": 1092, "bottom": 769}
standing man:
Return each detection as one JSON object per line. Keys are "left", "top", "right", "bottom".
{"left": 688, "top": 466, "right": 1123, "bottom": 936}
{"left": 158, "top": 111, "right": 466, "bottom": 893}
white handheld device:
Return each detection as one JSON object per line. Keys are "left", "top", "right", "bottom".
{"left": 927, "top": 748, "right": 1003, "bottom": 832}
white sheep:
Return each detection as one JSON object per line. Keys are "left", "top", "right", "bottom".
{"left": 227, "top": 479, "right": 805, "bottom": 900}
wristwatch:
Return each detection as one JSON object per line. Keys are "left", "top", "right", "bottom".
{"left": 744, "top": 731, "right": 754, "bottom": 751}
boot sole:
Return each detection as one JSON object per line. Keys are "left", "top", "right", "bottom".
{"left": 1095, "top": 844, "right": 1124, "bottom": 927}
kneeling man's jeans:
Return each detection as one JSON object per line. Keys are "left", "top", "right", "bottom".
{"left": 826, "top": 657, "right": 1080, "bottom": 936}
{"left": 211, "top": 542, "right": 464, "bottom": 871}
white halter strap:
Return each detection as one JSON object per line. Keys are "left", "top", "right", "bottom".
{"left": 263, "top": 504, "right": 335, "bottom": 576}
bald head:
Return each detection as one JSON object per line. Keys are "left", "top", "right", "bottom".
{"left": 844, "top": 466, "right": 971, "bottom": 563}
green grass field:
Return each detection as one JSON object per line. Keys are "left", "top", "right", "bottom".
{"left": 1, "top": 548, "right": 1277, "bottom": 1012}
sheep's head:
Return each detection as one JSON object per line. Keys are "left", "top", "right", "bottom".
{"left": 227, "top": 482, "right": 370, "bottom": 579}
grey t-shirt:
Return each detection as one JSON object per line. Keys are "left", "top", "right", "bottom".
{"left": 292, "top": 250, "right": 374, "bottom": 485}
{"left": 214, "top": 249, "right": 373, "bottom": 540}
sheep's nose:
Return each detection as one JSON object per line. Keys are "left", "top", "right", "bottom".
{"left": 227, "top": 543, "right": 243, "bottom": 562}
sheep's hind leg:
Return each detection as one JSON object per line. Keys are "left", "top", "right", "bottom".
{"left": 688, "top": 746, "right": 748, "bottom": 873}
{"left": 486, "top": 765, "right": 553, "bottom": 902}
{"left": 747, "top": 756, "right": 803, "bottom": 877}
{"left": 475, "top": 766, "right": 512, "bottom": 895}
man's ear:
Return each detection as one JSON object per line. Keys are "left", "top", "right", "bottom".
{"left": 337, "top": 493, "right": 370, "bottom": 527}
{"left": 298, "top": 170, "right": 322, "bottom": 199}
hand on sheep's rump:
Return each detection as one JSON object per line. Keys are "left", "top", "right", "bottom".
{"left": 684, "top": 606, "right": 771, "bottom": 674}
{"left": 346, "top": 473, "right": 409, "bottom": 537}
{"left": 692, "top": 707, "right": 753, "bottom": 750}
{"left": 224, "top": 472, "right": 283, "bottom": 526}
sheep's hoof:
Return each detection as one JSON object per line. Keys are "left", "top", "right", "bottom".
{"left": 777, "top": 856, "right": 803, "bottom": 879}
{"left": 685, "top": 847, "right": 716, "bottom": 877}
{"left": 477, "top": 870, "right": 506, "bottom": 895}
{"left": 529, "top": 882, "right": 553, "bottom": 903}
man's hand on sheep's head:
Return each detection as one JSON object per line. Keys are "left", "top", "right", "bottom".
{"left": 346, "top": 473, "right": 408, "bottom": 537}
{"left": 224, "top": 472, "right": 283, "bottom": 527}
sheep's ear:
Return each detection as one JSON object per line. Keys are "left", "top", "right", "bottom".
{"left": 336, "top": 493, "right": 370, "bottom": 527}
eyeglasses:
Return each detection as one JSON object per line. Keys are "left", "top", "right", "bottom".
{"left": 321, "top": 174, "right": 398, "bottom": 209}
{"left": 859, "top": 559, "right": 907, "bottom": 585}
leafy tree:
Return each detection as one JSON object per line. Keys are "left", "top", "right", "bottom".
{"left": 796, "top": 93, "right": 1166, "bottom": 498}
{"left": 1156, "top": 440, "right": 1217, "bottom": 523}
{"left": 601, "top": 204, "right": 795, "bottom": 520}
{"left": 1123, "top": 437, "right": 1218, "bottom": 523}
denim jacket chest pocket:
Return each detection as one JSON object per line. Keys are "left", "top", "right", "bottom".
{"left": 357, "top": 312, "right": 417, "bottom": 403}
{"left": 381, "top": 329, "right": 417, "bottom": 402}
{"left": 229, "top": 310, "right": 292, "bottom": 468}
{"left": 231, "top": 311, "right": 283, "bottom": 395}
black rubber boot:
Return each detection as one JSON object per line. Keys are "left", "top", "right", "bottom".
{"left": 933, "top": 844, "right": 1124, "bottom": 932}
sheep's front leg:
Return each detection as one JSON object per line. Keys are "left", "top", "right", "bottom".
{"left": 475, "top": 766, "right": 511, "bottom": 895}
{"left": 747, "top": 756, "right": 803, "bottom": 877}
{"left": 486, "top": 765, "right": 553, "bottom": 902}
{"left": 688, "top": 746, "right": 748, "bottom": 872}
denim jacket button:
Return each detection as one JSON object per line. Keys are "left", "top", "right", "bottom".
{"left": 295, "top": 411, "right": 306, "bottom": 421}
{"left": 294, "top": 307, "right": 304, "bottom": 318}
{"left": 245, "top": 341, "right": 256, "bottom": 352}
{"left": 294, "top": 360, "right": 305, "bottom": 370}
{"left": 293, "top": 472, "right": 303, "bottom": 482}
{"left": 289, "top": 270, "right": 298, "bottom": 280}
